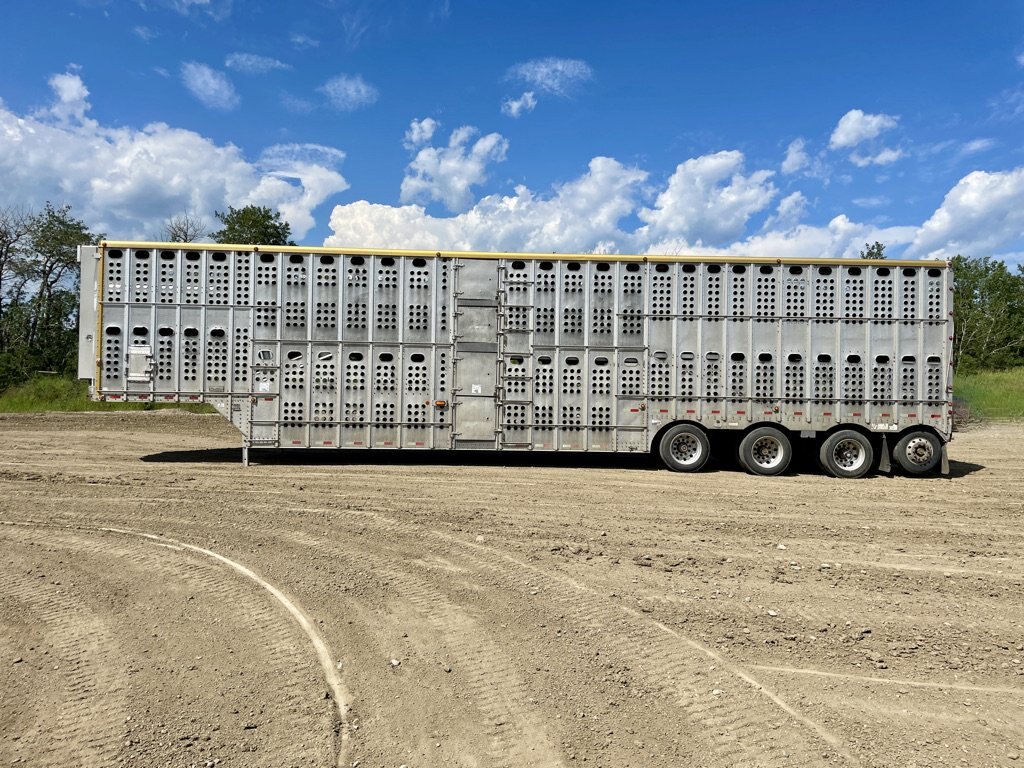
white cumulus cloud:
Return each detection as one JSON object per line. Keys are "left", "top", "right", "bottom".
{"left": 637, "top": 150, "right": 777, "bottom": 247}
{"left": 328, "top": 157, "right": 647, "bottom": 252}
{"left": 180, "top": 62, "right": 239, "bottom": 110}
{"left": 0, "top": 71, "right": 348, "bottom": 241}
{"left": 907, "top": 167, "right": 1024, "bottom": 259}
{"left": 400, "top": 125, "right": 510, "bottom": 213}
{"left": 507, "top": 57, "right": 593, "bottom": 96}
{"left": 502, "top": 91, "right": 537, "bottom": 118}
{"left": 781, "top": 138, "right": 809, "bottom": 174}
{"left": 225, "top": 53, "right": 291, "bottom": 74}
{"left": 829, "top": 109, "right": 899, "bottom": 149}
{"left": 319, "top": 74, "right": 378, "bottom": 111}
{"left": 403, "top": 117, "right": 439, "bottom": 150}
{"left": 763, "top": 191, "right": 808, "bottom": 231}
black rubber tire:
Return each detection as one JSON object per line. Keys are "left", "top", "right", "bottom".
{"left": 658, "top": 424, "right": 711, "bottom": 472}
{"left": 819, "top": 430, "right": 874, "bottom": 479}
{"left": 893, "top": 430, "right": 942, "bottom": 475}
{"left": 738, "top": 426, "right": 792, "bottom": 476}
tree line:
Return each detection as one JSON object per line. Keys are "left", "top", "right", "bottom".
{"left": 0, "top": 205, "right": 1021, "bottom": 392}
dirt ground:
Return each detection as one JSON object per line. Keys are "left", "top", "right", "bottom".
{"left": 0, "top": 412, "right": 1021, "bottom": 768}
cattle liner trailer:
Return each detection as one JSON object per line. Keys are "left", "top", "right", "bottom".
{"left": 78, "top": 242, "right": 954, "bottom": 477}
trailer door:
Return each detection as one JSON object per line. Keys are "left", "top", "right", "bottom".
{"left": 452, "top": 260, "right": 499, "bottom": 449}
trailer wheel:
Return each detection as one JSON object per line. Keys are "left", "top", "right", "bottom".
{"left": 893, "top": 430, "right": 941, "bottom": 475}
{"left": 738, "top": 426, "right": 792, "bottom": 476}
{"left": 819, "top": 430, "right": 874, "bottom": 479}
{"left": 658, "top": 424, "right": 711, "bottom": 472}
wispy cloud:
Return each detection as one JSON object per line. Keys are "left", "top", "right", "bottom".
{"left": 507, "top": 57, "right": 592, "bottom": 97}
{"left": 133, "top": 25, "right": 156, "bottom": 42}
{"left": 225, "top": 53, "right": 291, "bottom": 74}
{"left": 290, "top": 32, "right": 319, "bottom": 50}
{"left": 780, "top": 138, "right": 809, "bottom": 174}
{"left": 501, "top": 91, "right": 537, "bottom": 118}
{"left": 990, "top": 84, "right": 1024, "bottom": 120}
{"left": 829, "top": 109, "right": 899, "bottom": 149}
{"left": 319, "top": 74, "right": 378, "bottom": 111}
{"left": 281, "top": 92, "right": 315, "bottom": 114}
{"left": 180, "top": 62, "right": 239, "bottom": 110}
{"left": 961, "top": 138, "right": 996, "bottom": 155}
{"left": 852, "top": 195, "right": 891, "bottom": 208}
{"left": 849, "top": 147, "right": 904, "bottom": 167}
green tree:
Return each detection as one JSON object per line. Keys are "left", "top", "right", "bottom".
{"left": 859, "top": 241, "right": 886, "bottom": 259}
{"left": 209, "top": 205, "right": 295, "bottom": 245}
{"left": 952, "top": 255, "right": 1024, "bottom": 372}
{"left": 0, "top": 203, "right": 99, "bottom": 390}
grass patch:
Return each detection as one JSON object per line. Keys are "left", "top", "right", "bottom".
{"left": 0, "top": 376, "right": 215, "bottom": 414}
{"left": 954, "top": 367, "right": 1024, "bottom": 420}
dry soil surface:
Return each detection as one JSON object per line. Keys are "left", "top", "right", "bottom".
{"left": 0, "top": 412, "right": 1022, "bottom": 768}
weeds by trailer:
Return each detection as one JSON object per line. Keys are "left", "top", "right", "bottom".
{"left": 78, "top": 242, "right": 954, "bottom": 477}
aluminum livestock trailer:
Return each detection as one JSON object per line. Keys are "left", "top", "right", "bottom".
{"left": 78, "top": 242, "right": 954, "bottom": 477}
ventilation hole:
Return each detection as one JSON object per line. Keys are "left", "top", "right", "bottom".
{"left": 653, "top": 351, "right": 668, "bottom": 360}
{"left": 351, "top": 256, "right": 365, "bottom": 265}
{"left": 903, "top": 268, "right": 916, "bottom": 277}
{"left": 733, "top": 265, "right": 747, "bottom": 274}
{"left": 928, "top": 268, "right": 942, "bottom": 278}
{"left": 108, "top": 249, "right": 123, "bottom": 259}
{"left": 788, "top": 353, "right": 802, "bottom": 363}
{"left": 626, "top": 263, "right": 640, "bottom": 273}
{"left": 132, "top": 326, "right": 149, "bottom": 336}
{"left": 682, "top": 264, "right": 696, "bottom": 273}
{"left": 817, "top": 354, "right": 832, "bottom": 363}
{"left": 927, "top": 355, "right": 941, "bottom": 364}
{"left": 567, "top": 262, "right": 581, "bottom": 272}
{"left": 160, "top": 250, "right": 175, "bottom": 260}
{"left": 901, "top": 355, "right": 916, "bottom": 363}
{"left": 875, "top": 355, "right": 890, "bottom": 364}
{"left": 538, "top": 355, "right": 552, "bottom": 364}
{"left": 348, "top": 352, "right": 363, "bottom": 361}
{"left": 594, "top": 357, "right": 609, "bottom": 366}
{"left": 260, "top": 253, "right": 274, "bottom": 263}
{"left": 849, "top": 267, "right": 862, "bottom": 276}
{"left": 257, "top": 350, "right": 273, "bottom": 361}
{"left": 565, "top": 356, "right": 580, "bottom": 366}
{"left": 789, "top": 266, "right": 803, "bottom": 275}
{"left": 183, "top": 327, "right": 199, "bottom": 337}
{"left": 624, "top": 357, "right": 640, "bottom": 366}
{"left": 379, "top": 353, "right": 394, "bottom": 362}
{"left": 105, "top": 326, "right": 121, "bottom": 336}
{"left": 847, "top": 354, "right": 861, "bottom": 364}
{"left": 320, "top": 255, "right": 335, "bottom": 265}
{"left": 287, "top": 254, "right": 302, "bottom": 264}
{"left": 287, "top": 351, "right": 302, "bottom": 361}
{"left": 680, "top": 352, "right": 695, "bottom": 361}
{"left": 212, "top": 252, "right": 227, "bottom": 262}
{"left": 158, "top": 327, "right": 174, "bottom": 337}
{"left": 819, "top": 266, "right": 832, "bottom": 275}
{"left": 135, "top": 250, "right": 150, "bottom": 260}
{"left": 412, "top": 257, "right": 427, "bottom": 267}
{"left": 705, "top": 352, "right": 721, "bottom": 361}
{"left": 377, "top": 256, "right": 395, "bottom": 267}
{"left": 511, "top": 260, "right": 526, "bottom": 270}
{"left": 758, "top": 353, "right": 773, "bottom": 362}
{"left": 539, "top": 261, "right": 553, "bottom": 271}
{"left": 410, "top": 353, "right": 425, "bottom": 363}
{"left": 707, "top": 265, "right": 721, "bottom": 274}
{"left": 877, "top": 267, "right": 890, "bottom": 276}
{"left": 509, "top": 356, "right": 524, "bottom": 365}
{"left": 759, "top": 265, "right": 774, "bottom": 274}
{"left": 186, "top": 251, "right": 201, "bottom": 261}
{"left": 655, "top": 263, "right": 669, "bottom": 273}
{"left": 596, "top": 262, "right": 610, "bottom": 272}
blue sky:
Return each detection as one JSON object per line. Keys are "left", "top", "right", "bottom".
{"left": 2, "top": 0, "right": 1023, "bottom": 263}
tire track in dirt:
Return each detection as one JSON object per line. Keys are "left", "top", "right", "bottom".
{"left": 0, "top": 549, "right": 127, "bottom": 768}
{"left": 284, "top": 529, "right": 565, "bottom": 768}
{"left": 296, "top": 507, "right": 857, "bottom": 766}
{"left": 0, "top": 522, "right": 342, "bottom": 768}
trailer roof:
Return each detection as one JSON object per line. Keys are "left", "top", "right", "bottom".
{"left": 98, "top": 241, "right": 947, "bottom": 269}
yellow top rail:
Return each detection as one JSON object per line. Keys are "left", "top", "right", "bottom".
{"left": 99, "top": 241, "right": 947, "bottom": 269}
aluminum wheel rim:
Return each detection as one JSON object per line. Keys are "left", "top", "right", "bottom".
{"left": 832, "top": 438, "right": 867, "bottom": 472}
{"left": 750, "top": 436, "right": 785, "bottom": 470}
{"left": 670, "top": 434, "right": 702, "bottom": 466}
{"left": 904, "top": 436, "right": 934, "bottom": 466}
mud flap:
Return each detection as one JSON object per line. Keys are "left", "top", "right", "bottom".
{"left": 940, "top": 443, "right": 950, "bottom": 475}
{"left": 878, "top": 434, "right": 891, "bottom": 474}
